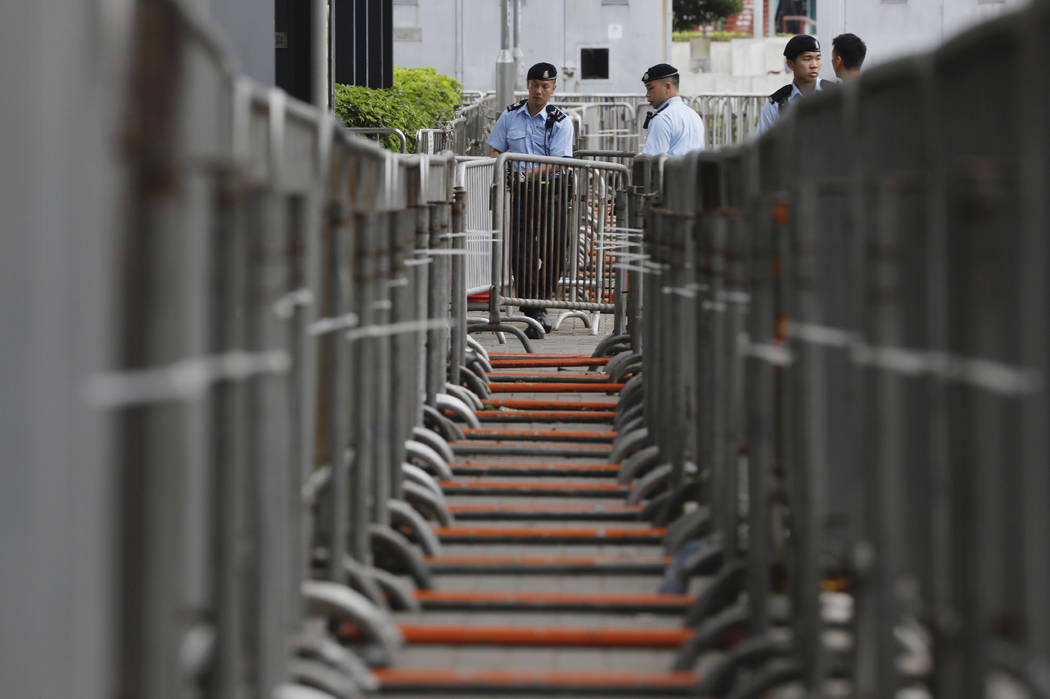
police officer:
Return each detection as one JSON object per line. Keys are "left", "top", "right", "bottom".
{"left": 757, "top": 35, "right": 833, "bottom": 135}
{"left": 487, "top": 62, "right": 574, "bottom": 338}
{"left": 640, "top": 63, "right": 705, "bottom": 156}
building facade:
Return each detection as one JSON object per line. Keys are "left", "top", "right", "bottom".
{"left": 392, "top": 0, "right": 673, "bottom": 93}
{"left": 817, "top": 0, "right": 1029, "bottom": 77}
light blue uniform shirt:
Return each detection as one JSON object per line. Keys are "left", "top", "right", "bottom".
{"left": 487, "top": 101, "right": 574, "bottom": 159}
{"left": 642, "top": 96, "right": 706, "bottom": 156}
{"left": 757, "top": 80, "right": 828, "bottom": 135}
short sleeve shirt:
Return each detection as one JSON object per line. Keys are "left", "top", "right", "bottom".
{"left": 486, "top": 101, "right": 574, "bottom": 158}
{"left": 757, "top": 80, "right": 827, "bottom": 135}
{"left": 642, "top": 96, "right": 706, "bottom": 156}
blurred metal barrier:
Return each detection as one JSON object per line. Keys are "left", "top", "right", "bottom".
{"left": 344, "top": 126, "right": 408, "bottom": 153}
{"left": 612, "top": 2, "right": 1050, "bottom": 698}
{"left": 415, "top": 94, "right": 498, "bottom": 155}
{"left": 0, "top": 2, "right": 502, "bottom": 697}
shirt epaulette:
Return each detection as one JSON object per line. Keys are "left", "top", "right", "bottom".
{"left": 642, "top": 101, "right": 670, "bottom": 129}
{"left": 506, "top": 98, "right": 528, "bottom": 112}
{"left": 770, "top": 80, "right": 834, "bottom": 107}
{"left": 769, "top": 84, "right": 794, "bottom": 107}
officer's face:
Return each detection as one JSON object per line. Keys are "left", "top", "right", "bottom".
{"left": 788, "top": 51, "right": 822, "bottom": 85}
{"left": 645, "top": 79, "right": 672, "bottom": 108}
{"left": 527, "top": 79, "right": 556, "bottom": 111}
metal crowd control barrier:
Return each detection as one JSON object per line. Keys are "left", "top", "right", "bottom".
{"left": 344, "top": 126, "right": 408, "bottom": 153}
{"left": 562, "top": 102, "right": 640, "bottom": 152}
{"left": 416, "top": 94, "right": 498, "bottom": 155}
{"left": 9, "top": 1, "right": 1049, "bottom": 697}
{"left": 686, "top": 93, "right": 767, "bottom": 149}
{"left": 607, "top": 2, "right": 1050, "bottom": 697}
{"left": 470, "top": 152, "right": 629, "bottom": 345}
{"left": 455, "top": 157, "right": 497, "bottom": 295}
{"left": 1, "top": 3, "right": 504, "bottom": 697}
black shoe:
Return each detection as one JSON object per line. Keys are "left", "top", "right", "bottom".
{"left": 524, "top": 323, "right": 545, "bottom": 340}
{"left": 537, "top": 310, "right": 553, "bottom": 333}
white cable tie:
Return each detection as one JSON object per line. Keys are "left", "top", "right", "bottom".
{"left": 787, "top": 321, "right": 856, "bottom": 348}
{"left": 419, "top": 248, "right": 476, "bottom": 257}
{"left": 387, "top": 277, "right": 409, "bottom": 288}
{"left": 940, "top": 354, "right": 1044, "bottom": 397}
{"left": 273, "top": 288, "right": 315, "bottom": 319}
{"left": 371, "top": 300, "right": 393, "bottom": 310}
{"left": 748, "top": 342, "right": 794, "bottom": 367}
{"left": 851, "top": 343, "right": 928, "bottom": 377}
{"left": 345, "top": 318, "right": 449, "bottom": 342}
{"left": 612, "top": 263, "right": 655, "bottom": 274}
{"left": 721, "top": 291, "right": 751, "bottom": 304}
{"left": 309, "top": 313, "right": 360, "bottom": 336}
{"left": 403, "top": 258, "right": 433, "bottom": 267}
{"left": 661, "top": 286, "right": 697, "bottom": 298}
{"left": 83, "top": 350, "right": 292, "bottom": 409}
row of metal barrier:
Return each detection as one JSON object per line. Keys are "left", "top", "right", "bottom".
{"left": 0, "top": 3, "right": 646, "bottom": 697}
{"left": 607, "top": 1, "right": 1049, "bottom": 696}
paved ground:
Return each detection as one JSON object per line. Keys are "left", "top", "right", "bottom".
{"left": 370, "top": 313, "right": 708, "bottom": 696}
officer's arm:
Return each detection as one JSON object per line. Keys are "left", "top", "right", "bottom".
{"left": 756, "top": 102, "right": 777, "bottom": 136}
{"left": 642, "top": 118, "right": 670, "bottom": 155}
{"left": 550, "top": 121, "right": 574, "bottom": 159}
{"left": 486, "top": 113, "right": 509, "bottom": 155}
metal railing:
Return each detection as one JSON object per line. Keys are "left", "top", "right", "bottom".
{"left": 9, "top": 1, "right": 1049, "bottom": 698}
{"left": 416, "top": 93, "right": 499, "bottom": 155}
{"left": 612, "top": 2, "right": 1050, "bottom": 697}
{"left": 535, "top": 92, "right": 767, "bottom": 152}
{"left": 686, "top": 93, "right": 768, "bottom": 148}
{"left": 561, "top": 102, "right": 641, "bottom": 152}
{"left": 344, "top": 126, "right": 408, "bottom": 152}
{"left": 1, "top": 3, "right": 495, "bottom": 697}
{"left": 476, "top": 152, "right": 630, "bottom": 339}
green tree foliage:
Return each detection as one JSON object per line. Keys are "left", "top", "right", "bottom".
{"left": 673, "top": 0, "right": 745, "bottom": 31}
{"left": 335, "top": 67, "right": 462, "bottom": 152}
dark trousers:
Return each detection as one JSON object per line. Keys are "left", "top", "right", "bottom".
{"left": 508, "top": 178, "right": 569, "bottom": 313}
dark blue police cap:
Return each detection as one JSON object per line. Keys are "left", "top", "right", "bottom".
{"left": 641, "top": 63, "right": 679, "bottom": 83}
{"left": 526, "top": 62, "right": 558, "bottom": 81}
{"left": 784, "top": 35, "right": 820, "bottom": 60}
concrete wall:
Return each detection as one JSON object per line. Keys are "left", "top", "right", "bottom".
{"left": 675, "top": 37, "right": 791, "bottom": 96}
{"left": 817, "top": 0, "right": 1030, "bottom": 80}
{"left": 393, "top": 0, "right": 672, "bottom": 94}
{"left": 210, "top": 0, "right": 276, "bottom": 86}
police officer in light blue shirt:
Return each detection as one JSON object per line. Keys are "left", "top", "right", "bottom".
{"left": 641, "top": 63, "right": 705, "bottom": 156}
{"left": 487, "top": 62, "right": 573, "bottom": 160}
{"left": 757, "top": 35, "right": 834, "bottom": 135}
{"left": 487, "top": 62, "right": 573, "bottom": 338}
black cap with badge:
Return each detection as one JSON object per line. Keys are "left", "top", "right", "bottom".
{"left": 526, "top": 62, "right": 558, "bottom": 81}
{"left": 641, "top": 63, "right": 679, "bottom": 83}
{"left": 783, "top": 35, "right": 820, "bottom": 61}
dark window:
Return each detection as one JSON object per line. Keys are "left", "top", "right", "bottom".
{"left": 581, "top": 48, "right": 609, "bottom": 80}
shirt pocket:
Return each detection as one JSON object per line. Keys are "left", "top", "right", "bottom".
{"left": 507, "top": 126, "right": 529, "bottom": 153}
